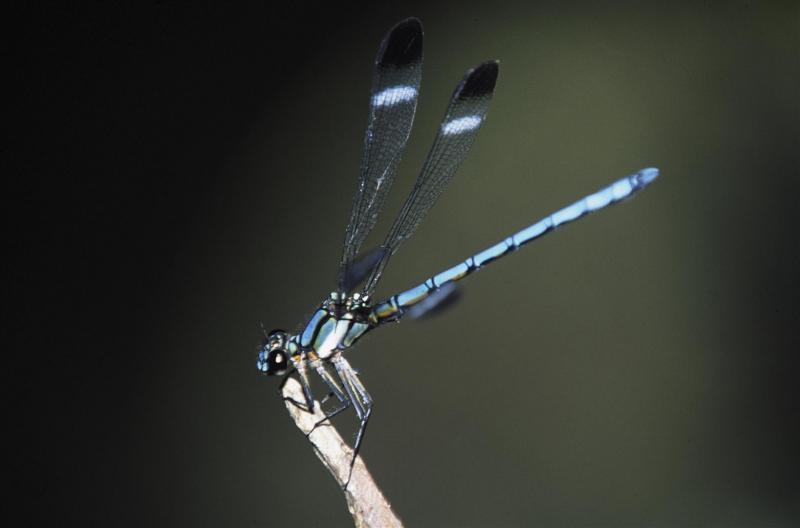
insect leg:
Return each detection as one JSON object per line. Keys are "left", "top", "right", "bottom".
{"left": 304, "top": 359, "right": 353, "bottom": 436}
{"left": 332, "top": 354, "right": 373, "bottom": 488}
{"left": 310, "top": 357, "right": 348, "bottom": 403}
{"left": 279, "top": 358, "right": 316, "bottom": 412}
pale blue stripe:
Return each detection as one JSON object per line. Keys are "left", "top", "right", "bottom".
{"left": 611, "top": 178, "right": 634, "bottom": 199}
{"left": 300, "top": 309, "right": 325, "bottom": 347}
{"left": 343, "top": 322, "right": 369, "bottom": 347}
{"left": 313, "top": 317, "right": 336, "bottom": 350}
{"left": 585, "top": 189, "right": 613, "bottom": 210}
{"left": 433, "top": 262, "right": 469, "bottom": 286}
{"left": 472, "top": 241, "right": 509, "bottom": 267}
{"left": 512, "top": 219, "right": 549, "bottom": 246}
{"left": 551, "top": 201, "right": 587, "bottom": 226}
{"left": 396, "top": 283, "right": 430, "bottom": 307}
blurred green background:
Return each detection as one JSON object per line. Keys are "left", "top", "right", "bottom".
{"left": 11, "top": 1, "right": 799, "bottom": 527}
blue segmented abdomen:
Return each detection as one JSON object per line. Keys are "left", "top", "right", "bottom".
{"left": 371, "top": 168, "right": 659, "bottom": 323}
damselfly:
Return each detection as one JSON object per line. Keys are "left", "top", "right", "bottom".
{"left": 257, "top": 18, "right": 658, "bottom": 483}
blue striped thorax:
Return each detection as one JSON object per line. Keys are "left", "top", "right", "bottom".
{"left": 290, "top": 292, "right": 375, "bottom": 360}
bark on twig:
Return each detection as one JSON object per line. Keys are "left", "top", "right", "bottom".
{"left": 281, "top": 378, "right": 403, "bottom": 528}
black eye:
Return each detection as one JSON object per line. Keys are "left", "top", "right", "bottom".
{"left": 257, "top": 347, "right": 289, "bottom": 375}
{"left": 269, "top": 349, "right": 288, "bottom": 371}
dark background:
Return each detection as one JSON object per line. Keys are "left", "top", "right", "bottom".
{"left": 9, "top": 1, "right": 799, "bottom": 527}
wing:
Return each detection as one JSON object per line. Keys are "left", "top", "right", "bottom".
{"left": 337, "top": 18, "right": 423, "bottom": 294}
{"left": 360, "top": 60, "right": 499, "bottom": 296}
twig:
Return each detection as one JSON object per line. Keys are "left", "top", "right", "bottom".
{"left": 281, "top": 378, "right": 403, "bottom": 528}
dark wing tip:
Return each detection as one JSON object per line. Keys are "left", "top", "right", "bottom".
{"left": 378, "top": 17, "right": 423, "bottom": 68}
{"left": 457, "top": 60, "right": 499, "bottom": 99}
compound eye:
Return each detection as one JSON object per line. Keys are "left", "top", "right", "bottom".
{"left": 268, "top": 348, "right": 289, "bottom": 374}
{"left": 257, "top": 346, "right": 290, "bottom": 375}
{"left": 257, "top": 329, "right": 292, "bottom": 375}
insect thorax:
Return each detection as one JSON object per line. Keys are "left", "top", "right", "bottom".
{"left": 292, "top": 292, "right": 375, "bottom": 359}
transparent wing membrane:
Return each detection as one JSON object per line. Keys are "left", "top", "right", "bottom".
{"left": 361, "top": 60, "right": 499, "bottom": 296}
{"left": 339, "top": 247, "right": 386, "bottom": 294}
{"left": 338, "top": 18, "right": 423, "bottom": 294}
